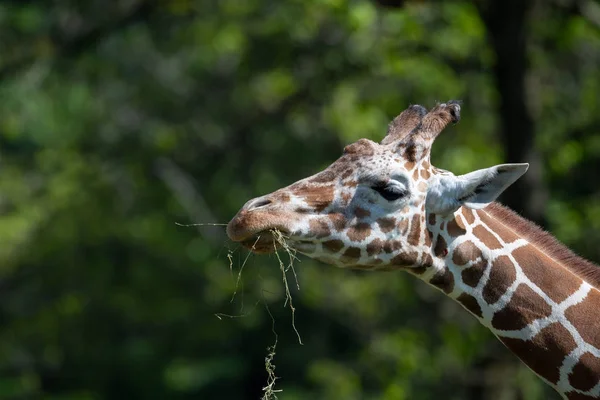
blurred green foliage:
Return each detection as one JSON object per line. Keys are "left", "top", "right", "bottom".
{"left": 0, "top": 0, "right": 599, "bottom": 399}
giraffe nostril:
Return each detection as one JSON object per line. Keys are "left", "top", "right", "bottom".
{"left": 246, "top": 197, "right": 272, "bottom": 211}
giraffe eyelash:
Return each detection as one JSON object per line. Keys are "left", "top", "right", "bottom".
{"left": 371, "top": 183, "right": 408, "bottom": 201}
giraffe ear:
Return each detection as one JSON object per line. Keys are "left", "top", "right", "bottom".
{"left": 426, "top": 163, "right": 529, "bottom": 215}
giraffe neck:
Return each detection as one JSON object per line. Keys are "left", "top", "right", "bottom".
{"left": 423, "top": 203, "right": 600, "bottom": 399}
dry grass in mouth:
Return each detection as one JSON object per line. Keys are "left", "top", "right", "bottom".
{"left": 258, "top": 228, "right": 304, "bottom": 400}
{"left": 271, "top": 228, "right": 303, "bottom": 345}
{"left": 177, "top": 221, "right": 305, "bottom": 399}
{"left": 212, "top": 228, "right": 303, "bottom": 400}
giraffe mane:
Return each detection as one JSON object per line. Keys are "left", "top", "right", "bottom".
{"left": 484, "top": 202, "right": 600, "bottom": 289}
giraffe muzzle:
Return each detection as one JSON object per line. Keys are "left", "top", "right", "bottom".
{"left": 227, "top": 195, "right": 295, "bottom": 253}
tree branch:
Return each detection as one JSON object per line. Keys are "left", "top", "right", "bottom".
{"left": 476, "top": 0, "right": 548, "bottom": 226}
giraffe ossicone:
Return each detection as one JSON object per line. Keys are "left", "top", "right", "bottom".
{"left": 227, "top": 101, "right": 600, "bottom": 399}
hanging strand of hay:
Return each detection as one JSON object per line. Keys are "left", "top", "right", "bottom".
{"left": 180, "top": 220, "right": 293, "bottom": 397}
{"left": 230, "top": 236, "right": 260, "bottom": 303}
{"left": 261, "top": 301, "right": 281, "bottom": 400}
{"left": 213, "top": 245, "right": 282, "bottom": 399}
{"left": 211, "top": 227, "right": 304, "bottom": 399}
{"left": 271, "top": 229, "right": 303, "bottom": 345}
{"left": 227, "top": 251, "right": 234, "bottom": 280}
{"left": 272, "top": 229, "right": 301, "bottom": 291}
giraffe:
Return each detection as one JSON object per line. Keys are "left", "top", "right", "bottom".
{"left": 226, "top": 101, "right": 600, "bottom": 399}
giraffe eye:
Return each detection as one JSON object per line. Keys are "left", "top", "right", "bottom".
{"left": 371, "top": 183, "right": 407, "bottom": 201}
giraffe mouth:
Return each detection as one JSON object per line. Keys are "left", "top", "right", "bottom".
{"left": 240, "top": 230, "right": 315, "bottom": 255}
{"left": 240, "top": 231, "right": 281, "bottom": 254}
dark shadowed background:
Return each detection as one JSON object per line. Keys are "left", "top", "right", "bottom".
{"left": 1, "top": 0, "right": 599, "bottom": 399}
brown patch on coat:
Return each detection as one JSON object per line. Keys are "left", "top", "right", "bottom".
{"left": 411, "top": 266, "right": 428, "bottom": 275}
{"left": 447, "top": 217, "right": 466, "bottom": 237}
{"left": 566, "top": 392, "right": 600, "bottom": 400}
{"left": 482, "top": 255, "right": 516, "bottom": 304}
{"left": 354, "top": 207, "right": 370, "bottom": 219}
{"left": 456, "top": 293, "right": 482, "bottom": 318}
{"left": 484, "top": 203, "right": 600, "bottom": 290}
{"left": 499, "top": 322, "right": 577, "bottom": 384}
{"left": 342, "top": 247, "right": 361, "bottom": 260}
{"left": 398, "top": 218, "right": 409, "bottom": 235}
{"left": 472, "top": 225, "right": 503, "bottom": 249}
{"left": 452, "top": 241, "right": 482, "bottom": 265}
{"left": 383, "top": 240, "right": 402, "bottom": 253}
{"left": 456, "top": 213, "right": 467, "bottom": 229}
{"left": 323, "top": 239, "right": 344, "bottom": 253}
{"left": 461, "top": 207, "right": 475, "bottom": 225}
{"left": 569, "top": 352, "right": 600, "bottom": 392}
{"left": 296, "top": 184, "right": 334, "bottom": 212}
{"left": 403, "top": 160, "right": 416, "bottom": 171}
{"left": 564, "top": 288, "right": 600, "bottom": 349}
{"left": 341, "top": 169, "right": 353, "bottom": 180}
{"left": 429, "top": 267, "right": 454, "bottom": 294}
{"left": 421, "top": 254, "right": 434, "bottom": 267}
{"left": 514, "top": 245, "right": 583, "bottom": 304}
{"left": 310, "top": 170, "right": 336, "bottom": 183}
{"left": 434, "top": 235, "right": 447, "bottom": 258}
{"left": 391, "top": 251, "right": 418, "bottom": 267}
{"left": 424, "top": 229, "right": 432, "bottom": 247}
{"left": 494, "top": 223, "right": 521, "bottom": 244}
{"left": 347, "top": 222, "right": 371, "bottom": 242}
{"left": 377, "top": 217, "right": 396, "bottom": 233}
{"left": 477, "top": 207, "right": 518, "bottom": 243}
{"left": 309, "top": 219, "right": 331, "bottom": 239}
{"left": 462, "top": 259, "right": 487, "bottom": 288}
{"left": 491, "top": 284, "right": 553, "bottom": 331}
{"left": 329, "top": 213, "right": 346, "bottom": 231}
{"left": 420, "top": 168, "right": 431, "bottom": 180}
{"left": 412, "top": 169, "right": 420, "bottom": 180}
{"left": 417, "top": 181, "right": 427, "bottom": 192}
{"left": 407, "top": 215, "right": 421, "bottom": 246}
{"left": 366, "top": 239, "right": 384, "bottom": 256}
{"left": 427, "top": 213, "right": 436, "bottom": 226}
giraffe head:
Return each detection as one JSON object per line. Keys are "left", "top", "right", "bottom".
{"left": 227, "top": 101, "right": 528, "bottom": 271}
